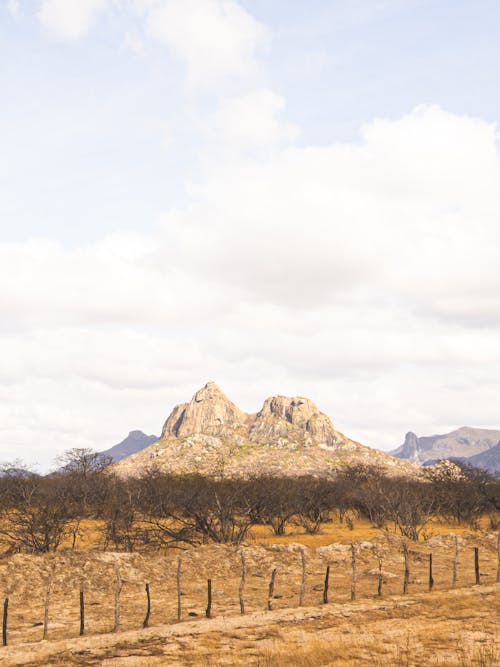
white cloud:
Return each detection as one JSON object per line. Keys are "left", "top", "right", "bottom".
{"left": 2, "top": 106, "right": 500, "bottom": 468}
{"left": 38, "top": 0, "right": 109, "bottom": 39}
{"left": 210, "top": 89, "right": 299, "bottom": 151}
{"left": 143, "top": 0, "right": 269, "bottom": 91}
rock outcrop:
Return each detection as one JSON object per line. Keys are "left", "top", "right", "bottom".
{"left": 160, "top": 382, "right": 347, "bottom": 449}
{"left": 114, "top": 382, "right": 415, "bottom": 478}
{"left": 162, "top": 382, "right": 248, "bottom": 439}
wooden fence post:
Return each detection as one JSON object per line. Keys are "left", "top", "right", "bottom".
{"left": 299, "top": 548, "right": 307, "bottom": 607}
{"left": 323, "top": 565, "right": 330, "bottom": 604}
{"left": 238, "top": 550, "right": 246, "bottom": 615}
{"left": 452, "top": 535, "right": 459, "bottom": 588}
{"left": 474, "top": 547, "right": 480, "bottom": 585}
{"left": 428, "top": 553, "right": 434, "bottom": 592}
{"left": 113, "top": 564, "right": 122, "bottom": 632}
{"left": 377, "top": 559, "right": 383, "bottom": 597}
{"left": 350, "top": 543, "right": 356, "bottom": 601}
{"left": 496, "top": 530, "right": 500, "bottom": 584}
{"left": 267, "top": 568, "right": 277, "bottom": 611}
{"left": 143, "top": 583, "right": 151, "bottom": 629}
{"left": 43, "top": 564, "right": 55, "bottom": 640}
{"left": 402, "top": 542, "right": 409, "bottom": 595}
{"left": 79, "top": 579, "right": 85, "bottom": 636}
{"left": 205, "top": 579, "right": 212, "bottom": 619}
{"left": 2, "top": 597, "right": 8, "bottom": 647}
{"left": 176, "top": 558, "right": 182, "bottom": 622}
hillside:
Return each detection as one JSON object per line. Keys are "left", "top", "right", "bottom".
{"left": 100, "top": 430, "right": 158, "bottom": 462}
{"left": 467, "top": 441, "right": 500, "bottom": 476}
{"left": 391, "top": 427, "right": 500, "bottom": 466}
{"left": 114, "top": 382, "right": 414, "bottom": 478}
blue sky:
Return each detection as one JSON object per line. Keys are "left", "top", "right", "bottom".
{"left": 1, "top": 1, "right": 500, "bottom": 468}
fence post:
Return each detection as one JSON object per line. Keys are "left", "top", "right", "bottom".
{"left": 497, "top": 530, "right": 500, "bottom": 584}
{"left": 428, "top": 553, "right": 434, "bottom": 592}
{"left": 350, "top": 543, "right": 357, "bottom": 601}
{"left": 299, "top": 548, "right": 307, "bottom": 607}
{"left": 452, "top": 535, "right": 459, "bottom": 588}
{"left": 239, "top": 550, "right": 246, "bottom": 615}
{"left": 43, "top": 564, "right": 55, "bottom": 640}
{"left": 267, "top": 568, "right": 277, "bottom": 611}
{"left": 113, "top": 564, "right": 122, "bottom": 632}
{"left": 205, "top": 579, "right": 212, "bottom": 619}
{"left": 474, "top": 547, "right": 480, "bottom": 585}
{"left": 2, "top": 598, "right": 8, "bottom": 647}
{"left": 323, "top": 565, "right": 330, "bottom": 604}
{"left": 176, "top": 558, "right": 182, "bottom": 622}
{"left": 143, "top": 583, "right": 151, "bottom": 629}
{"left": 402, "top": 542, "right": 409, "bottom": 595}
{"left": 377, "top": 559, "right": 383, "bottom": 597}
{"left": 79, "top": 579, "right": 85, "bottom": 636}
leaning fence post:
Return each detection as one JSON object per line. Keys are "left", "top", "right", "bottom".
{"left": 2, "top": 597, "right": 8, "bottom": 647}
{"left": 113, "top": 564, "right": 122, "bottom": 632}
{"left": 323, "top": 565, "right": 330, "bottom": 604}
{"left": 452, "top": 535, "right": 459, "bottom": 588}
{"left": 474, "top": 547, "right": 480, "bottom": 585}
{"left": 267, "top": 568, "right": 277, "bottom": 611}
{"left": 143, "top": 583, "right": 151, "bottom": 629}
{"left": 176, "top": 557, "right": 182, "bottom": 622}
{"left": 205, "top": 579, "right": 212, "bottom": 618}
{"left": 428, "top": 553, "right": 434, "bottom": 592}
{"left": 402, "top": 541, "right": 409, "bottom": 595}
{"left": 350, "top": 543, "right": 357, "bottom": 601}
{"left": 299, "top": 548, "right": 307, "bottom": 607}
{"left": 238, "top": 550, "right": 246, "bottom": 615}
{"left": 79, "top": 579, "right": 85, "bottom": 636}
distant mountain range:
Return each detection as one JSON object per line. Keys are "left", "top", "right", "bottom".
{"left": 391, "top": 427, "right": 500, "bottom": 475}
{"left": 112, "top": 382, "right": 414, "bottom": 478}
{"left": 101, "top": 430, "right": 158, "bottom": 462}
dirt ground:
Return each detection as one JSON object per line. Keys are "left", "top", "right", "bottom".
{"left": 0, "top": 524, "right": 499, "bottom": 666}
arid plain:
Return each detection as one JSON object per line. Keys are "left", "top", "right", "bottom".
{"left": 0, "top": 520, "right": 499, "bottom": 666}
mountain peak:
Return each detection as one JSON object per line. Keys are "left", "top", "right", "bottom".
{"left": 161, "top": 381, "right": 247, "bottom": 439}
{"left": 160, "top": 383, "right": 346, "bottom": 449}
{"left": 392, "top": 426, "right": 500, "bottom": 466}
{"left": 249, "top": 395, "right": 343, "bottom": 447}
{"left": 193, "top": 381, "right": 228, "bottom": 402}
{"left": 114, "top": 383, "right": 416, "bottom": 478}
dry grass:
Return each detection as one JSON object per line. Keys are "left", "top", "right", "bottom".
{"left": 0, "top": 523, "right": 498, "bottom": 666}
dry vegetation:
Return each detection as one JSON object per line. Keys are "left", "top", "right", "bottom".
{"left": 0, "top": 522, "right": 499, "bottom": 666}
{"left": 1, "top": 453, "right": 499, "bottom": 665}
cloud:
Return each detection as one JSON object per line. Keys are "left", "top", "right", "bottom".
{"left": 143, "top": 0, "right": 269, "bottom": 91}
{"left": 38, "top": 0, "right": 109, "bottom": 39}
{"left": 2, "top": 106, "right": 500, "bottom": 468}
{"left": 210, "top": 89, "right": 299, "bottom": 151}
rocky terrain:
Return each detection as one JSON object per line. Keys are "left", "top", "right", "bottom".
{"left": 391, "top": 427, "right": 500, "bottom": 475}
{"left": 101, "top": 430, "right": 158, "bottom": 463}
{"left": 114, "top": 382, "right": 414, "bottom": 478}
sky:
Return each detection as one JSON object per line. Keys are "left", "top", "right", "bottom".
{"left": 2, "top": 0, "right": 500, "bottom": 470}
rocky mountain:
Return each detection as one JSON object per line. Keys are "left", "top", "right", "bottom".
{"left": 101, "top": 430, "right": 158, "bottom": 463}
{"left": 391, "top": 427, "right": 500, "bottom": 468}
{"left": 114, "top": 382, "right": 414, "bottom": 478}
